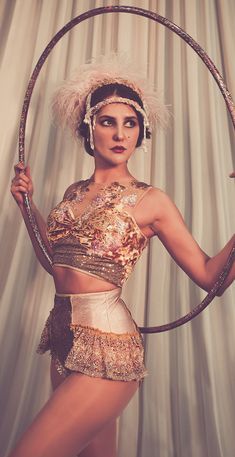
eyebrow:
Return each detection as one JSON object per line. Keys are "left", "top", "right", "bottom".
{"left": 98, "top": 115, "right": 138, "bottom": 120}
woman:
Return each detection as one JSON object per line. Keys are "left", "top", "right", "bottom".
{"left": 10, "top": 59, "right": 234, "bottom": 457}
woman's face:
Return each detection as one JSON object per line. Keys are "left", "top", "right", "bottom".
{"left": 92, "top": 102, "right": 140, "bottom": 164}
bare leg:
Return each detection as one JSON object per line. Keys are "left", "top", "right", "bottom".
{"left": 8, "top": 361, "right": 139, "bottom": 457}
{"left": 78, "top": 420, "right": 117, "bottom": 457}
{"left": 50, "top": 361, "right": 117, "bottom": 457}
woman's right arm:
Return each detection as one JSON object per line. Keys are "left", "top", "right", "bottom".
{"left": 11, "top": 162, "right": 53, "bottom": 275}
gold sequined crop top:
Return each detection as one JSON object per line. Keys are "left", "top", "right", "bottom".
{"left": 47, "top": 178, "right": 152, "bottom": 287}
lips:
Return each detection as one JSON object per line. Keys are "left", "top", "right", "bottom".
{"left": 111, "top": 146, "right": 126, "bottom": 153}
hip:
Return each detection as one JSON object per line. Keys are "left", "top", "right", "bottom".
{"left": 36, "top": 288, "right": 147, "bottom": 381}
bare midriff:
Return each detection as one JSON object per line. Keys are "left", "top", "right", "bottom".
{"left": 52, "top": 265, "right": 120, "bottom": 294}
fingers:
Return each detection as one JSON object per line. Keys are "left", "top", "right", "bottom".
{"left": 11, "top": 177, "right": 28, "bottom": 193}
{"left": 14, "top": 161, "right": 25, "bottom": 175}
{"left": 24, "top": 165, "right": 31, "bottom": 176}
{"left": 13, "top": 162, "right": 30, "bottom": 182}
{"left": 12, "top": 172, "right": 30, "bottom": 187}
{"left": 229, "top": 171, "right": 235, "bottom": 178}
{"left": 11, "top": 162, "right": 32, "bottom": 197}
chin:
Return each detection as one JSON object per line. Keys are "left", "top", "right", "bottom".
{"left": 105, "top": 157, "right": 128, "bottom": 167}
{"left": 95, "top": 150, "right": 132, "bottom": 163}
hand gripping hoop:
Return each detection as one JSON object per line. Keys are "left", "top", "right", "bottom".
{"left": 18, "top": 6, "right": 235, "bottom": 333}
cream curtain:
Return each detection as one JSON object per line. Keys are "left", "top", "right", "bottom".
{"left": 0, "top": 0, "right": 234, "bottom": 456}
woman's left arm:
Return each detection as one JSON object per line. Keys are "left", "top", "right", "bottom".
{"left": 149, "top": 189, "right": 235, "bottom": 296}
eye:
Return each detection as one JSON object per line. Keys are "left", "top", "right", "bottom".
{"left": 125, "top": 119, "right": 138, "bottom": 128}
{"left": 100, "top": 118, "right": 113, "bottom": 127}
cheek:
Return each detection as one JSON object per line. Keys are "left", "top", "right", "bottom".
{"left": 130, "top": 128, "right": 140, "bottom": 144}
{"left": 93, "top": 133, "right": 100, "bottom": 144}
{"left": 93, "top": 129, "right": 105, "bottom": 146}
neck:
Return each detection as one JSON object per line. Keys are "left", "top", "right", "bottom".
{"left": 90, "top": 162, "right": 135, "bottom": 185}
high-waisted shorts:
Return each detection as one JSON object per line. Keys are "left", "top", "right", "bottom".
{"left": 36, "top": 287, "right": 147, "bottom": 382}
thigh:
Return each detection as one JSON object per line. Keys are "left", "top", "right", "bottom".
{"left": 8, "top": 370, "right": 139, "bottom": 457}
{"left": 51, "top": 360, "right": 116, "bottom": 457}
{"left": 78, "top": 419, "right": 116, "bottom": 457}
{"left": 51, "top": 360, "right": 117, "bottom": 457}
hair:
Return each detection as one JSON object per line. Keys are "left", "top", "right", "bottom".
{"left": 77, "top": 83, "right": 151, "bottom": 156}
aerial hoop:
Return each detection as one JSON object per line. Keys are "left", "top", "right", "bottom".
{"left": 18, "top": 6, "right": 235, "bottom": 333}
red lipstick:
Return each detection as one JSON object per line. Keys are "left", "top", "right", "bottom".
{"left": 111, "top": 146, "right": 126, "bottom": 153}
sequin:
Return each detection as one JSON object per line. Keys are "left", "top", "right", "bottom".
{"left": 47, "top": 179, "right": 152, "bottom": 286}
{"left": 121, "top": 193, "right": 138, "bottom": 206}
{"left": 37, "top": 290, "right": 148, "bottom": 381}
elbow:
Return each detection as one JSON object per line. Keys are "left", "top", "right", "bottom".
{"left": 202, "top": 281, "right": 224, "bottom": 297}
{"left": 197, "top": 279, "right": 212, "bottom": 294}
{"left": 210, "top": 279, "right": 233, "bottom": 297}
{"left": 198, "top": 279, "right": 222, "bottom": 296}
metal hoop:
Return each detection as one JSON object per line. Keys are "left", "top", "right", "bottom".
{"left": 19, "top": 5, "right": 235, "bottom": 333}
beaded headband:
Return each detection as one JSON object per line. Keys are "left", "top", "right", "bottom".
{"left": 51, "top": 54, "right": 169, "bottom": 149}
{"left": 84, "top": 95, "right": 150, "bottom": 151}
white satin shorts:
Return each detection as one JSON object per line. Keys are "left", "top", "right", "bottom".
{"left": 36, "top": 287, "right": 147, "bottom": 381}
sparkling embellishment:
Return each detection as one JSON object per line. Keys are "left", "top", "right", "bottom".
{"left": 37, "top": 293, "right": 148, "bottom": 382}
{"left": 84, "top": 96, "right": 149, "bottom": 128}
{"left": 121, "top": 193, "right": 138, "bottom": 206}
{"left": 47, "top": 179, "right": 151, "bottom": 286}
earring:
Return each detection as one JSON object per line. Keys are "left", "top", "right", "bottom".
{"left": 88, "top": 115, "right": 97, "bottom": 151}
{"left": 89, "top": 123, "right": 94, "bottom": 150}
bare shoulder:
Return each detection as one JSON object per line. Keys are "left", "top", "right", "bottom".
{"left": 147, "top": 186, "right": 168, "bottom": 200}
{"left": 144, "top": 186, "right": 187, "bottom": 237}
{"left": 139, "top": 186, "right": 182, "bottom": 236}
{"left": 144, "top": 185, "right": 175, "bottom": 218}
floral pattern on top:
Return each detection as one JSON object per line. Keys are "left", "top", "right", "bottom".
{"left": 47, "top": 179, "right": 151, "bottom": 285}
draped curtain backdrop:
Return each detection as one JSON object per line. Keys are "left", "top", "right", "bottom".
{"left": 0, "top": 1, "right": 234, "bottom": 456}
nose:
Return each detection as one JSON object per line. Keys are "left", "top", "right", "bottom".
{"left": 113, "top": 123, "right": 125, "bottom": 141}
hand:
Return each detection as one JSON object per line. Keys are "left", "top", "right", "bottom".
{"left": 229, "top": 171, "right": 235, "bottom": 178}
{"left": 10, "top": 162, "right": 34, "bottom": 209}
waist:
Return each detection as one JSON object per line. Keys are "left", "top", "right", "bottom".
{"left": 55, "top": 287, "right": 121, "bottom": 301}
{"left": 54, "top": 288, "right": 137, "bottom": 334}
{"left": 53, "top": 263, "right": 121, "bottom": 293}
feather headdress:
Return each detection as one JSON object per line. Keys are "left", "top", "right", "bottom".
{"left": 51, "top": 53, "right": 169, "bottom": 139}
